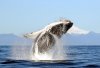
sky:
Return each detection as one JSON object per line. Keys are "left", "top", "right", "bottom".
{"left": 0, "top": 0, "right": 100, "bottom": 35}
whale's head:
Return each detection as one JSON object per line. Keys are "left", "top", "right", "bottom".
{"left": 49, "top": 19, "right": 73, "bottom": 37}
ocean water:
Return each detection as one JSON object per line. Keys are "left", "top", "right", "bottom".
{"left": 0, "top": 45, "right": 100, "bottom": 68}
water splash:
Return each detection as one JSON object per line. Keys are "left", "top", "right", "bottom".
{"left": 10, "top": 44, "right": 32, "bottom": 60}
{"left": 10, "top": 35, "right": 66, "bottom": 61}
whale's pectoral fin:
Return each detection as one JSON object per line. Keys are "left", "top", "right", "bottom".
{"left": 23, "top": 30, "right": 42, "bottom": 40}
{"left": 23, "top": 32, "right": 34, "bottom": 39}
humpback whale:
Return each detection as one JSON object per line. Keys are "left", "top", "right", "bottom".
{"left": 24, "top": 19, "right": 73, "bottom": 54}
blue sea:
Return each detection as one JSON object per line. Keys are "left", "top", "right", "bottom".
{"left": 0, "top": 45, "right": 100, "bottom": 68}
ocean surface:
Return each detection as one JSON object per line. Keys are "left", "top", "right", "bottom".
{"left": 0, "top": 45, "right": 100, "bottom": 68}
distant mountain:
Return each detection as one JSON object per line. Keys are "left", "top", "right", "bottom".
{"left": 62, "top": 32, "right": 100, "bottom": 45}
{"left": 67, "top": 25, "right": 90, "bottom": 34}
{"left": 0, "top": 34, "right": 31, "bottom": 45}
{"left": 62, "top": 25, "right": 100, "bottom": 45}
